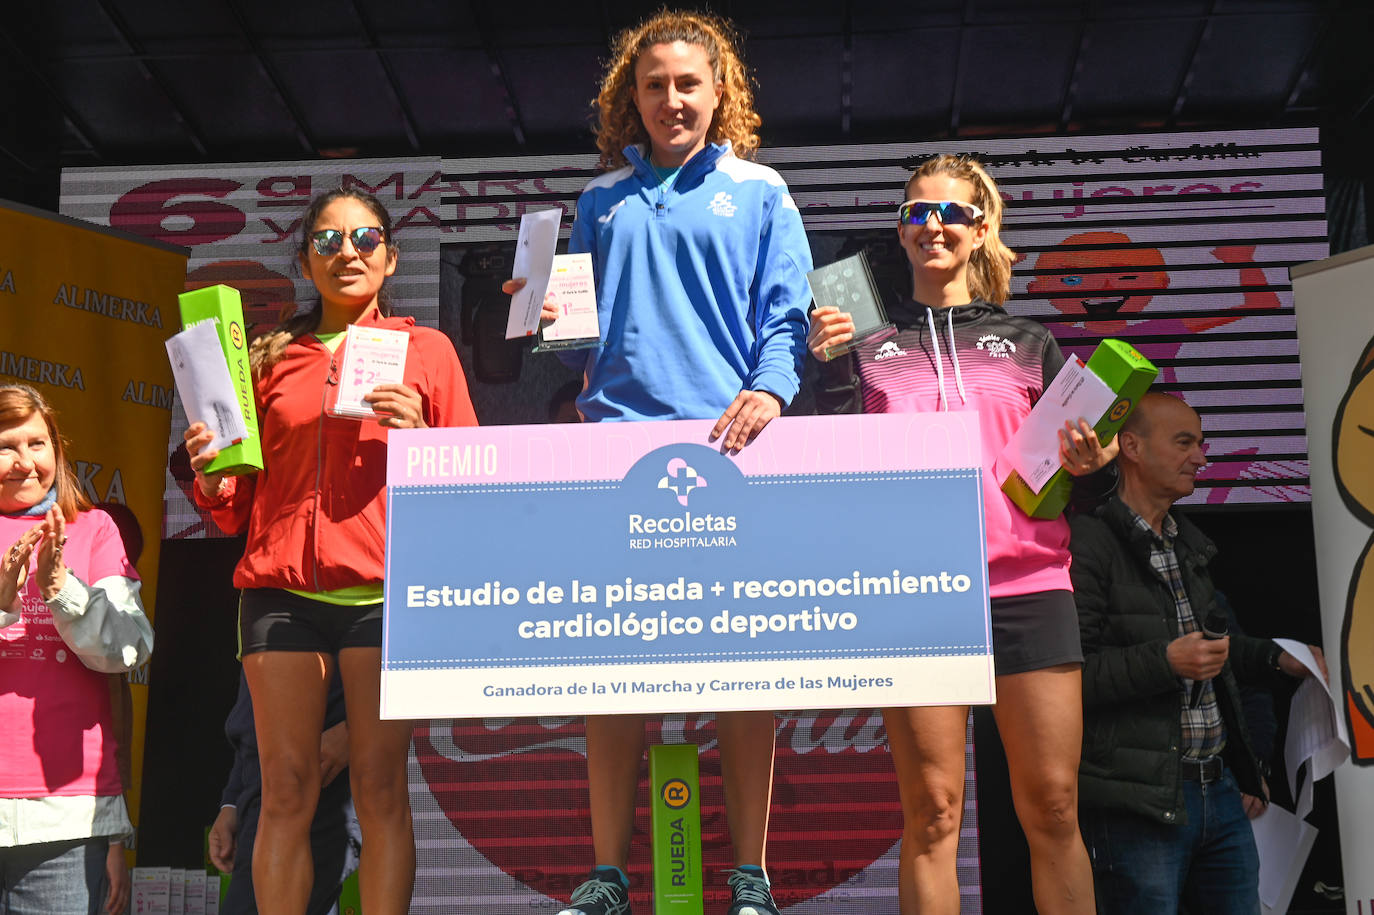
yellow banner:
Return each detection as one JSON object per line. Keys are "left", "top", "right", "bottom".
{"left": 0, "top": 198, "right": 187, "bottom": 854}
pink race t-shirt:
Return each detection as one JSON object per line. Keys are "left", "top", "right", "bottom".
{"left": 0, "top": 509, "right": 135, "bottom": 798}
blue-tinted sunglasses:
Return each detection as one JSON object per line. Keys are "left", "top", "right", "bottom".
{"left": 310, "top": 226, "right": 385, "bottom": 256}
{"left": 897, "top": 200, "right": 984, "bottom": 227}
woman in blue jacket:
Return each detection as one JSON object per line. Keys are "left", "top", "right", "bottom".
{"left": 506, "top": 10, "right": 812, "bottom": 915}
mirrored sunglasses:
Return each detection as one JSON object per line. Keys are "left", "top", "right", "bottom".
{"left": 897, "top": 200, "right": 984, "bottom": 227}
{"left": 310, "top": 226, "right": 385, "bottom": 256}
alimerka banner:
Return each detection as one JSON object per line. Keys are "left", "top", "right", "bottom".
{"left": 0, "top": 197, "right": 189, "bottom": 852}
{"left": 381, "top": 413, "right": 993, "bottom": 720}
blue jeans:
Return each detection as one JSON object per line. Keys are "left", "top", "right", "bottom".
{"left": 0, "top": 838, "right": 108, "bottom": 915}
{"left": 1083, "top": 767, "right": 1260, "bottom": 915}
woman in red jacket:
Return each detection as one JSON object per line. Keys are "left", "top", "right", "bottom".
{"left": 185, "top": 188, "right": 477, "bottom": 915}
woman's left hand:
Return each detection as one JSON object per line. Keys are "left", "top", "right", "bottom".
{"left": 365, "top": 383, "right": 427, "bottom": 430}
{"left": 1058, "top": 418, "right": 1119, "bottom": 476}
{"left": 710, "top": 390, "right": 782, "bottom": 453}
{"left": 35, "top": 507, "right": 67, "bottom": 601}
{"left": 105, "top": 841, "right": 130, "bottom": 915}
{"left": 2, "top": 524, "right": 43, "bottom": 609}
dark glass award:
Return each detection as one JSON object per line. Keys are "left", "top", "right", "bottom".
{"left": 806, "top": 251, "right": 896, "bottom": 360}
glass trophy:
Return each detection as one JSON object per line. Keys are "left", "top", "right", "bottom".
{"left": 806, "top": 251, "right": 896, "bottom": 360}
{"left": 531, "top": 252, "right": 602, "bottom": 353}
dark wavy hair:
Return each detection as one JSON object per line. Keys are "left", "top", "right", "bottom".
{"left": 249, "top": 187, "right": 397, "bottom": 376}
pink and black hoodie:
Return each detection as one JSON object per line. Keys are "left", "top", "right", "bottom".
{"left": 816, "top": 297, "right": 1081, "bottom": 598}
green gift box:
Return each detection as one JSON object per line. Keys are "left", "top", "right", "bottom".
{"left": 650, "top": 744, "right": 704, "bottom": 914}
{"left": 177, "top": 285, "right": 264, "bottom": 476}
{"left": 1001, "top": 338, "right": 1157, "bottom": 519}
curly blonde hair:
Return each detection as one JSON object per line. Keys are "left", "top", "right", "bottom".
{"left": 593, "top": 9, "right": 760, "bottom": 169}
{"left": 906, "top": 155, "right": 1016, "bottom": 305}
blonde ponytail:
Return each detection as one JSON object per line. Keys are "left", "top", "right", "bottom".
{"left": 907, "top": 154, "right": 1015, "bottom": 305}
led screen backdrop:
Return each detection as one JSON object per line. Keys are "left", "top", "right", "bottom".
{"left": 55, "top": 130, "right": 1324, "bottom": 525}
{"left": 441, "top": 126, "right": 1325, "bottom": 506}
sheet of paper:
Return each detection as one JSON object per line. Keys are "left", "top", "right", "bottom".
{"left": 205, "top": 875, "right": 221, "bottom": 915}
{"left": 1001, "top": 357, "right": 1117, "bottom": 493}
{"left": 132, "top": 866, "right": 172, "bottom": 915}
{"left": 168, "top": 871, "right": 184, "bottom": 915}
{"left": 505, "top": 207, "right": 563, "bottom": 339}
{"left": 541, "top": 253, "right": 600, "bottom": 343}
{"left": 1253, "top": 801, "right": 1318, "bottom": 912}
{"left": 332, "top": 325, "right": 409, "bottom": 419}
{"left": 1275, "top": 637, "right": 1349, "bottom": 820}
{"left": 165, "top": 319, "right": 249, "bottom": 451}
{"left": 184, "top": 870, "right": 207, "bottom": 915}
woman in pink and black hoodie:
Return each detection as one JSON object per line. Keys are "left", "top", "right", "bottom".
{"left": 809, "top": 154, "right": 1111, "bottom": 915}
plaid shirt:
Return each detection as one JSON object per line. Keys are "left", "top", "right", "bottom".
{"left": 1128, "top": 509, "right": 1226, "bottom": 761}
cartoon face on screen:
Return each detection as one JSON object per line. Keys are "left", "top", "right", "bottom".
{"left": 1024, "top": 235, "right": 1290, "bottom": 507}
{"left": 1027, "top": 231, "right": 1168, "bottom": 334}
{"left": 1334, "top": 335, "right": 1374, "bottom": 763}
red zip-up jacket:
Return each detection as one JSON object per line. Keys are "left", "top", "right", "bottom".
{"left": 195, "top": 311, "right": 478, "bottom": 592}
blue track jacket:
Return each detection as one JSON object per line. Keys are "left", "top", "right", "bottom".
{"left": 564, "top": 142, "right": 812, "bottom": 422}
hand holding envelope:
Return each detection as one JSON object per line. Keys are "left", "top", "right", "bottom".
{"left": 500, "top": 278, "right": 559, "bottom": 326}
{"left": 1249, "top": 639, "right": 1342, "bottom": 913}
{"left": 1273, "top": 638, "right": 1345, "bottom": 820}
{"left": 503, "top": 209, "right": 600, "bottom": 352}
{"left": 1000, "top": 358, "right": 1118, "bottom": 492}
{"left": 504, "top": 207, "right": 562, "bottom": 340}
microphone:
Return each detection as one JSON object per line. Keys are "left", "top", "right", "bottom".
{"left": 1189, "top": 608, "right": 1229, "bottom": 708}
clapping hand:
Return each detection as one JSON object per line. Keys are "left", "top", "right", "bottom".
{"left": 2, "top": 523, "right": 43, "bottom": 609}
{"left": 33, "top": 507, "right": 67, "bottom": 600}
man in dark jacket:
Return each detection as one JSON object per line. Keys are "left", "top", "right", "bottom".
{"left": 1069, "top": 392, "right": 1323, "bottom": 914}
{"left": 207, "top": 670, "right": 359, "bottom": 915}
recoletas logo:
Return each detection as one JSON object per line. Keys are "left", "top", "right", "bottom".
{"left": 658, "top": 457, "right": 708, "bottom": 507}
{"left": 412, "top": 713, "right": 905, "bottom": 909}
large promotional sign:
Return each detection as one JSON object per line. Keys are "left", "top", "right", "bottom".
{"left": 382, "top": 413, "right": 992, "bottom": 719}
{"left": 58, "top": 158, "right": 443, "bottom": 539}
{"left": 393, "top": 415, "right": 986, "bottom": 912}
{"left": 0, "top": 198, "right": 188, "bottom": 851}
{"left": 1292, "top": 245, "right": 1374, "bottom": 915}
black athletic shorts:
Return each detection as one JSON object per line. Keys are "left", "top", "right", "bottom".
{"left": 239, "top": 588, "right": 383, "bottom": 655}
{"left": 989, "top": 589, "right": 1083, "bottom": 675}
